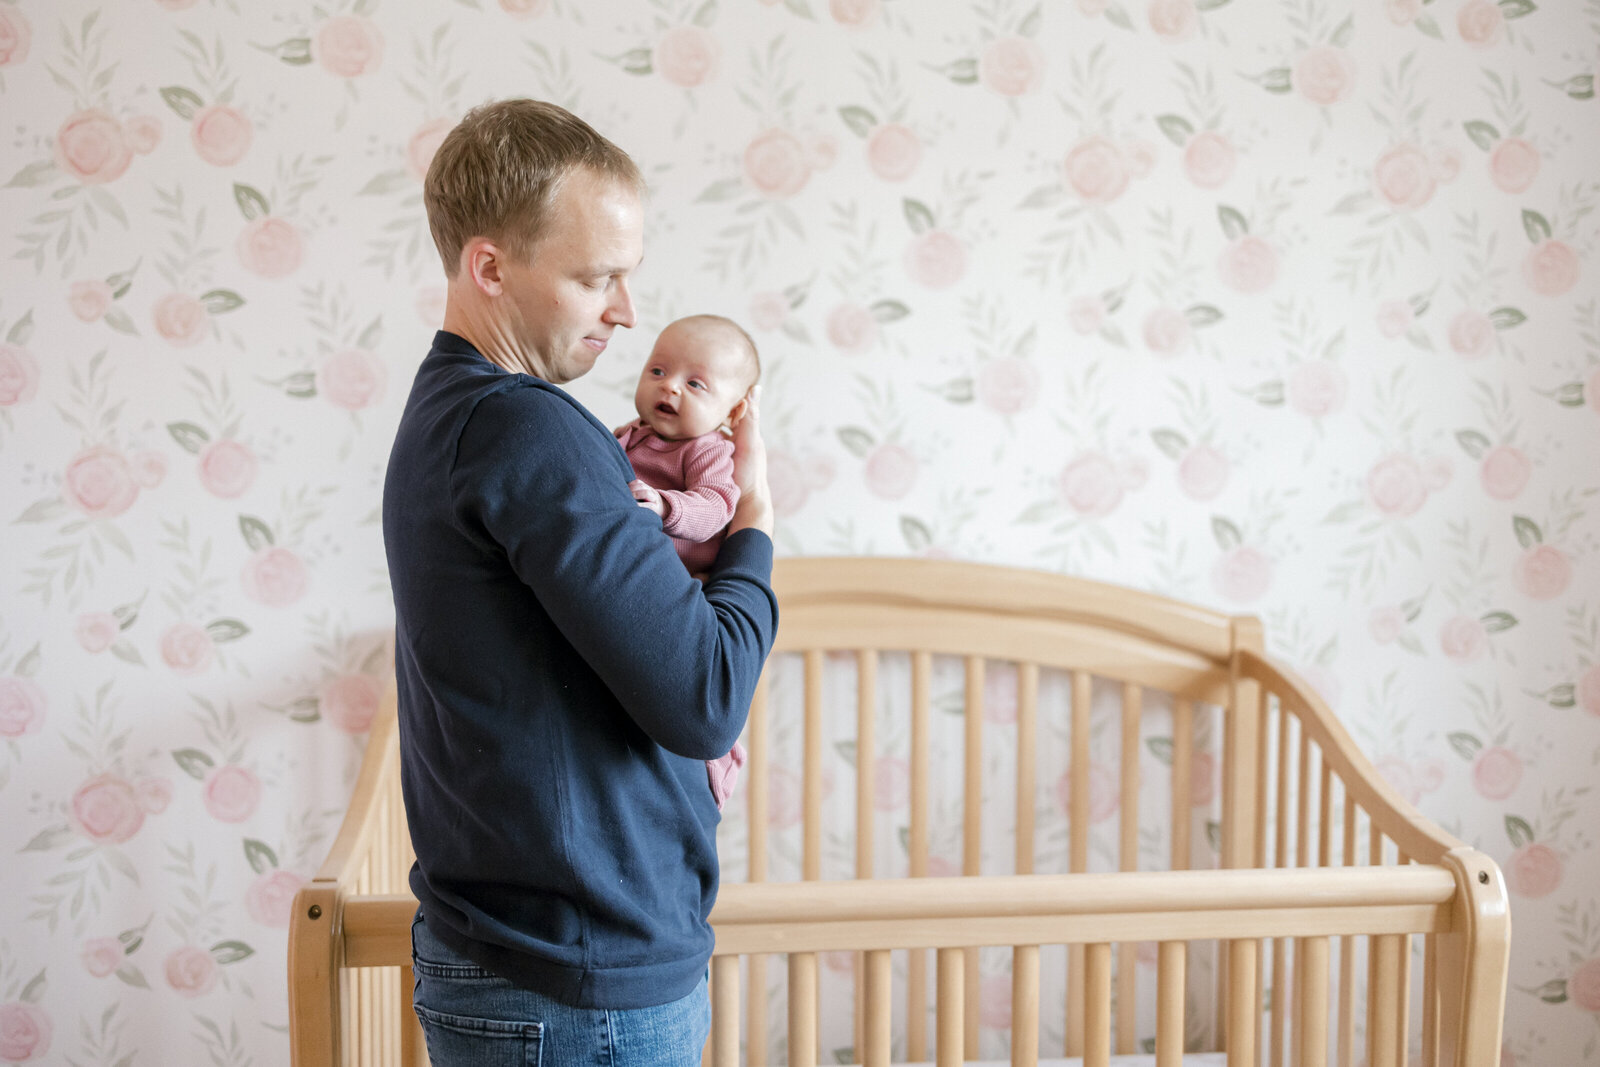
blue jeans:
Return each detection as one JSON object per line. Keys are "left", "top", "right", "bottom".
{"left": 410, "top": 911, "right": 711, "bottom": 1067}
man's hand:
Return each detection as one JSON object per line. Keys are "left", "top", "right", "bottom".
{"left": 728, "top": 385, "right": 773, "bottom": 537}
{"left": 629, "top": 479, "right": 666, "bottom": 518}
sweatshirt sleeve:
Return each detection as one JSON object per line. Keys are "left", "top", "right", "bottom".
{"left": 658, "top": 434, "right": 739, "bottom": 544}
{"left": 450, "top": 385, "right": 776, "bottom": 760}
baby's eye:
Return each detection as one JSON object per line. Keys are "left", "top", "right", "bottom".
{"left": 689, "top": 379, "right": 705, "bottom": 390}
{"left": 649, "top": 367, "right": 664, "bottom": 377}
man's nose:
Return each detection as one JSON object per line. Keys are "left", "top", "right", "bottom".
{"left": 606, "top": 278, "right": 637, "bottom": 329}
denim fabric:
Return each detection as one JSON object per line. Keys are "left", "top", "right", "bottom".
{"left": 411, "top": 912, "right": 710, "bottom": 1067}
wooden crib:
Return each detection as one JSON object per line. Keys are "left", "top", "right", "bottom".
{"left": 288, "top": 557, "right": 1509, "bottom": 1067}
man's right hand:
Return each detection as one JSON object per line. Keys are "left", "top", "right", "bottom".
{"left": 728, "top": 385, "right": 773, "bottom": 537}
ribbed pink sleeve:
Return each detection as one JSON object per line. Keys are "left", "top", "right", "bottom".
{"left": 657, "top": 434, "right": 738, "bottom": 542}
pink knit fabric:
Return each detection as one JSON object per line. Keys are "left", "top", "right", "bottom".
{"left": 615, "top": 420, "right": 739, "bottom": 575}
{"left": 706, "top": 741, "right": 746, "bottom": 811}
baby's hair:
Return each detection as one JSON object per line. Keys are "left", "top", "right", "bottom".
{"left": 674, "top": 314, "right": 760, "bottom": 391}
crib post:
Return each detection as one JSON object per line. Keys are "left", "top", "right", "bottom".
{"left": 1436, "top": 849, "right": 1510, "bottom": 1067}
{"left": 1222, "top": 618, "right": 1264, "bottom": 1061}
{"left": 288, "top": 880, "right": 342, "bottom": 1067}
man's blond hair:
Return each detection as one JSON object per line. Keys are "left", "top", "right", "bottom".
{"left": 423, "top": 99, "right": 645, "bottom": 276}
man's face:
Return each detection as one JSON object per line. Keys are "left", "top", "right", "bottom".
{"left": 500, "top": 168, "right": 644, "bottom": 384}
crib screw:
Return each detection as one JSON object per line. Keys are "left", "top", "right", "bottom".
{"left": 308, "top": 904, "right": 323, "bottom": 920}
{"left": 1478, "top": 870, "right": 1489, "bottom": 885}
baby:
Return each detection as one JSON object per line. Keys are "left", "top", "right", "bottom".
{"left": 615, "top": 314, "right": 761, "bottom": 809}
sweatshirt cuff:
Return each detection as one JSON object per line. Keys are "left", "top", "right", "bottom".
{"left": 709, "top": 527, "right": 773, "bottom": 577}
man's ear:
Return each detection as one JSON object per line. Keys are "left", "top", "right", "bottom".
{"left": 463, "top": 240, "right": 505, "bottom": 297}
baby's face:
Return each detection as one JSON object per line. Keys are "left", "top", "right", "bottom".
{"left": 633, "top": 323, "right": 750, "bottom": 441}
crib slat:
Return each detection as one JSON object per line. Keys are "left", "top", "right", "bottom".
{"left": 400, "top": 965, "right": 422, "bottom": 1067}
{"left": 712, "top": 955, "right": 740, "bottom": 1067}
{"left": 908, "top": 651, "right": 932, "bottom": 1063}
{"left": 1228, "top": 939, "right": 1259, "bottom": 1067}
{"left": 1300, "top": 937, "right": 1330, "bottom": 1067}
{"left": 1066, "top": 670, "right": 1091, "bottom": 1057}
{"left": 1012, "top": 945, "right": 1040, "bottom": 1067}
{"left": 748, "top": 955, "right": 767, "bottom": 1067}
{"left": 1171, "top": 698, "right": 1193, "bottom": 872}
{"left": 803, "top": 650, "right": 823, "bottom": 883}
{"left": 937, "top": 947, "right": 964, "bottom": 1067}
{"left": 1318, "top": 760, "right": 1333, "bottom": 869}
{"left": 857, "top": 650, "right": 877, "bottom": 878}
{"left": 1368, "top": 935, "right": 1402, "bottom": 1067}
{"left": 1085, "top": 942, "right": 1112, "bottom": 1067}
{"left": 864, "top": 950, "right": 891, "bottom": 1067}
{"left": 1339, "top": 792, "right": 1357, "bottom": 1067}
{"left": 1017, "top": 662, "right": 1039, "bottom": 875}
{"left": 1118, "top": 683, "right": 1141, "bottom": 1052}
{"left": 964, "top": 656, "right": 983, "bottom": 1057}
{"left": 789, "top": 953, "right": 817, "bottom": 1067}
{"left": 1156, "top": 941, "right": 1185, "bottom": 1067}
{"left": 1421, "top": 932, "right": 1439, "bottom": 1067}
{"left": 1272, "top": 708, "right": 1291, "bottom": 1067}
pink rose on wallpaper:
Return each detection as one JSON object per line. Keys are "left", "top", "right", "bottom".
{"left": 190, "top": 104, "right": 252, "bottom": 166}
{"left": 829, "top": 0, "right": 879, "bottom": 27}
{"left": 203, "top": 764, "right": 261, "bottom": 823}
{"left": 0, "top": 1002, "right": 51, "bottom": 1062}
{"left": 804, "top": 130, "right": 838, "bottom": 171}
{"left": 133, "top": 450, "right": 167, "bottom": 488}
{"left": 160, "top": 622, "right": 215, "bottom": 675}
{"left": 164, "top": 946, "right": 218, "bottom": 997}
{"left": 1368, "top": 605, "right": 1405, "bottom": 643}
{"left": 242, "top": 546, "right": 310, "bottom": 607}
{"left": 1488, "top": 138, "right": 1539, "bottom": 194}
{"left": 499, "top": 0, "right": 551, "bottom": 17}
{"left": 0, "top": 676, "right": 47, "bottom": 737}
{"left": 825, "top": 303, "right": 878, "bottom": 352}
{"left": 82, "top": 937, "right": 123, "bottom": 978}
{"left": 1183, "top": 130, "right": 1235, "bottom": 188}
{"left": 1068, "top": 294, "right": 1106, "bottom": 334}
{"left": 1058, "top": 453, "right": 1124, "bottom": 517}
{"left": 152, "top": 292, "right": 208, "bottom": 346}
{"left": 1142, "top": 306, "right": 1191, "bottom": 354}
{"left": 0, "top": 344, "right": 40, "bottom": 406}
{"left": 866, "top": 123, "right": 922, "bottom": 182}
{"left": 1579, "top": 665, "right": 1600, "bottom": 717}
{"left": 1366, "top": 454, "right": 1427, "bottom": 517}
{"left": 1288, "top": 361, "right": 1347, "bottom": 417}
{"left": 980, "top": 973, "right": 1012, "bottom": 1029}
{"left": 1217, "top": 236, "right": 1278, "bottom": 293}
{"left": 1055, "top": 762, "right": 1118, "bottom": 822}
{"left": 1429, "top": 143, "right": 1462, "bottom": 183}
{"left": 979, "top": 36, "right": 1045, "bottom": 96}
{"left": 1479, "top": 445, "right": 1530, "bottom": 500}
{"left": 246, "top": 868, "right": 306, "bottom": 927}
{"left": 1375, "top": 298, "right": 1413, "bottom": 338}
{"left": 236, "top": 216, "right": 304, "bottom": 278}
{"left": 1376, "top": 756, "right": 1422, "bottom": 804}
{"left": 137, "top": 777, "right": 172, "bottom": 813}
{"left": 1147, "top": 0, "right": 1198, "bottom": 42}
{"left": 747, "top": 292, "right": 787, "bottom": 331}
{"left": 1211, "top": 545, "right": 1273, "bottom": 603}
{"left": 1507, "top": 842, "right": 1562, "bottom": 897}
{"left": 318, "top": 348, "right": 387, "bottom": 410}
{"left": 1294, "top": 46, "right": 1357, "bottom": 105}
{"left": 820, "top": 950, "right": 854, "bottom": 975}
{"left": 55, "top": 109, "right": 132, "bottom": 184}
{"left": 1124, "top": 139, "right": 1158, "bottom": 178}
{"left": 1522, "top": 239, "right": 1579, "bottom": 297}
{"left": 743, "top": 129, "right": 810, "bottom": 198}
{"left": 655, "top": 26, "right": 719, "bottom": 88}
{"left": 1457, "top": 0, "right": 1505, "bottom": 48}
{"left": 1447, "top": 309, "right": 1494, "bottom": 358}
{"left": 1472, "top": 746, "right": 1522, "bottom": 800}
{"left": 0, "top": 6, "right": 31, "bottom": 66}
{"left": 71, "top": 773, "right": 145, "bottom": 843}
{"left": 406, "top": 118, "right": 453, "bottom": 182}
{"left": 1513, "top": 544, "right": 1570, "bottom": 600}
{"left": 904, "top": 230, "right": 967, "bottom": 289}
{"left": 1384, "top": 0, "right": 1422, "bottom": 25}
{"left": 125, "top": 114, "right": 162, "bottom": 154}
{"left": 976, "top": 357, "right": 1039, "bottom": 415}
{"left": 64, "top": 445, "right": 140, "bottom": 519}
{"left": 864, "top": 443, "right": 917, "bottom": 500}
{"left": 1177, "top": 445, "right": 1228, "bottom": 501}
{"left": 75, "top": 612, "right": 121, "bottom": 653}
{"left": 316, "top": 16, "right": 384, "bottom": 77}
{"left": 873, "top": 755, "right": 909, "bottom": 810}
{"left": 1063, "top": 136, "right": 1129, "bottom": 203}
{"left": 1189, "top": 751, "right": 1218, "bottom": 807}
{"left": 322, "top": 673, "right": 384, "bottom": 734}
{"left": 1373, "top": 143, "right": 1435, "bottom": 211}
{"left": 1571, "top": 958, "right": 1600, "bottom": 1012}
{"left": 69, "top": 279, "right": 113, "bottom": 322}
{"left": 766, "top": 449, "right": 811, "bottom": 517}
{"left": 1438, "top": 615, "right": 1488, "bottom": 662}
{"left": 197, "top": 438, "right": 258, "bottom": 499}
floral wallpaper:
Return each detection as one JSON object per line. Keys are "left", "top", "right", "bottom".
{"left": 1, "top": 0, "right": 1598, "bottom": 1063}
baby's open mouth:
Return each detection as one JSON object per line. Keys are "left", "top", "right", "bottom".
{"left": 656, "top": 402, "right": 677, "bottom": 415}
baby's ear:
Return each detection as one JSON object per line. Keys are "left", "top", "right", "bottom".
{"left": 727, "top": 395, "right": 751, "bottom": 427}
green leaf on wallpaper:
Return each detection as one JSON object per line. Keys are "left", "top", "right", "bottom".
{"left": 357, "top": 316, "right": 384, "bottom": 350}
{"left": 1489, "top": 307, "right": 1526, "bottom": 329}
{"left": 103, "top": 306, "right": 138, "bottom": 335}
{"left": 1195, "top": 0, "right": 1231, "bottom": 9}
{"left": 1104, "top": 4, "right": 1134, "bottom": 30}
{"left": 1248, "top": 379, "right": 1285, "bottom": 407}
{"left": 1554, "top": 74, "right": 1594, "bottom": 101}
{"left": 1511, "top": 515, "right": 1541, "bottom": 548}
{"left": 255, "top": 37, "right": 313, "bottom": 65}
{"left": 14, "top": 643, "right": 39, "bottom": 678}
{"left": 1210, "top": 516, "right": 1242, "bottom": 551}
{"left": 838, "top": 105, "right": 876, "bottom": 139}
{"left": 1551, "top": 382, "right": 1584, "bottom": 407}
{"left": 1453, "top": 429, "right": 1490, "bottom": 459}
{"left": 1150, "top": 428, "right": 1187, "bottom": 460}
{"left": 1255, "top": 67, "right": 1292, "bottom": 95}
{"left": 5, "top": 160, "right": 57, "bottom": 189}
{"left": 15, "top": 497, "right": 66, "bottom": 523}
{"left": 1328, "top": 191, "right": 1371, "bottom": 216}
{"left": 1329, "top": 13, "right": 1354, "bottom": 46}
{"left": 934, "top": 377, "right": 973, "bottom": 403}
{"left": 782, "top": 0, "right": 814, "bottom": 20}
{"left": 1015, "top": 500, "right": 1056, "bottom": 524}
{"left": 1447, "top": 731, "right": 1483, "bottom": 761}
{"left": 1498, "top": 0, "right": 1536, "bottom": 19}
{"left": 205, "top": 619, "right": 250, "bottom": 643}
{"left": 115, "top": 965, "right": 150, "bottom": 990}
{"left": 105, "top": 847, "right": 140, "bottom": 885}
{"left": 283, "top": 371, "right": 318, "bottom": 399}
{"left": 1146, "top": 737, "right": 1174, "bottom": 766}
{"left": 1541, "top": 683, "right": 1575, "bottom": 709}
{"left": 239, "top": 515, "right": 275, "bottom": 551}
{"left": 833, "top": 740, "right": 857, "bottom": 768}
{"left": 172, "top": 748, "right": 215, "bottom": 780}
{"left": 21, "top": 824, "right": 72, "bottom": 852}
{"left": 1217, "top": 205, "right": 1248, "bottom": 240}
{"left": 6, "top": 309, "right": 33, "bottom": 346}
{"left": 244, "top": 838, "right": 279, "bottom": 874}
{"left": 937, "top": 58, "right": 979, "bottom": 86}
{"left": 211, "top": 941, "right": 256, "bottom": 965}
{"left": 356, "top": 170, "right": 409, "bottom": 196}
{"left": 1205, "top": 821, "right": 1222, "bottom": 854}
{"left": 19, "top": 969, "right": 44, "bottom": 1005}
{"left": 1462, "top": 120, "right": 1499, "bottom": 152}
{"left": 836, "top": 426, "right": 875, "bottom": 458}
{"left": 613, "top": 47, "right": 653, "bottom": 76}
{"left": 900, "top": 516, "right": 933, "bottom": 551}
{"left": 902, "top": 198, "right": 936, "bottom": 234}
{"left": 200, "top": 289, "right": 245, "bottom": 315}
{"left": 870, "top": 299, "right": 910, "bottom": 323}
{"left": 1480, "top": 611, "right": 1518, "bottom": 633}
{"left": 109, "top": 641, "right": 145, "bottom": 667}
{"left": 159, "top": 86, "right": 204, "bottom": 121}
{"left": 1184, "top": 304, "right": 1224, "bottom": 328}
{"left": 1155, "top": 114, "right": 1194, "bottom": 147}
{"left": 167, "top": 421, "right": 211, "bottom": 454}
{"left": 1018, "top": 5, "right": 1042, "bottom": 36}
{"left": 233, "top": 183, "right": 270, "bottom": 221}
{"left": 1504, "top": 814, "right": 1535, "bottom": 849}
{"left": 1017, "top": 184, "right": 1062, "bottom": 210}
{"left": 1530, "top": 978, "right": 1568, "bottom": 1004}
{"left": 691, "top": 0, "right": 718, "bottom": 28}
{"left": 1414, "top": 15, "right": 1444, "bottom": 40}
{"left": 694, "top": 178, "right": 743, "bottom": 203}
{"left": 1520, "top": 210, "right": 1552, "bottom": 244}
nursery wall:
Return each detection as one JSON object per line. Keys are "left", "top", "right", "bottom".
{"left": 1, "top": 0, "right": 1597, "bottom": 1063}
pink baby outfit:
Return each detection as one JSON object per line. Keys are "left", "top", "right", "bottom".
{"left": 616, "top": 418, "right": 746, "bottom": 809}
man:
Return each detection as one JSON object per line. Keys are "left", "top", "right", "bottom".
{"left": 382, "top": 99, "right": 777, "bottom": 1065}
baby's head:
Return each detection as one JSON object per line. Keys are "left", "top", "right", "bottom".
{"left": 632, "top": 314, "right": 760, "bottom": 441}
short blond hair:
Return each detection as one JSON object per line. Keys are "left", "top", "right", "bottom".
{"left": 423, "top": 99, "right": 645, "bottom": 276}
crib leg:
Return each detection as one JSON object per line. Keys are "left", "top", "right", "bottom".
{"left": 1012, "top": 945, "right": 1040, "bottom": 1067}
{"left": 936, "top": 948, "right": 964, "bottom": 1067}
{"left": 713, "top": 955, "right": 740, "bottom": 1067}
{"left": 1156, "top": 942, "right": 1185, "bottom": 1067}
{"left": 1228, "top": 939, "right": 1259, "bottom": 1067}
{"left": 864, "top": 950, "right": 892, "bottom": 1067}
{"left": 400, "top": 966, "right": 426, "bottom": 1067}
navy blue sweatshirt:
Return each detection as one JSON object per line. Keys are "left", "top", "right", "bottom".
{"left": 382, "top": 331, "right": 777, "bottom": 1009}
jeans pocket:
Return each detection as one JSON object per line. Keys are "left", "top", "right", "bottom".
{"left": 413, "top": 1003, "right": 543, "bottom": 1067}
